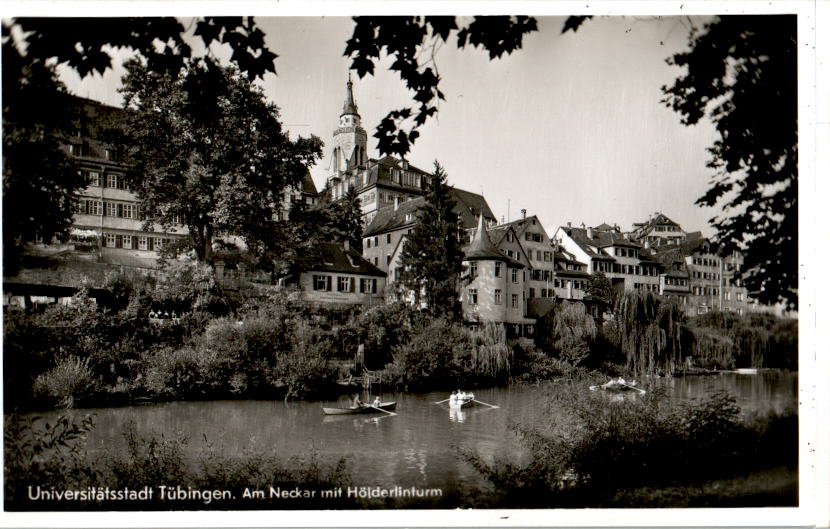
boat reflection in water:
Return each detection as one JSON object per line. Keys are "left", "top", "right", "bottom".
{"left": 449, "top": 407, "right": 466, "bottom": 423}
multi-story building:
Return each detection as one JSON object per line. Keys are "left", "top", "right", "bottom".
{"left": 461, "top": 216, "right": 534, "bottom": 337}
{"left": 489, "top": 213, "right": 556, "bottom": 302}
{"left": 361, "top": 188, "right": 496, "bottom": 277}
{"left": 554, "top": 224, "right": 662, "bottom": 294}
{"left": 683, "top": 237, "right": 723, "bottom": 315}
{"left": 631, "top": 212, "right": 686, "bottom": 248}
{"left": 65, "top": 96, "right": 319, "bottom": 269}
{"left": 551, "top": 246, "right": 590, "bottom": 300}
{"left": 68, "top": 98, "right": 188, "bottom": 267}
{"left": 325, "top": 79, "right": 432, "bottom": 224}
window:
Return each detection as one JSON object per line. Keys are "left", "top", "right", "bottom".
{"left": 105, "top": 233, "right": 116, "bottom": 248}
{"left": 313, "top": 275, "right": 329, "bottom": 291}
{"left": 337, "top": 277, "right": 353, "bottom": 292}
{"left": 525, "top": 232, "right": 533, "bottom": 241}
{"left": 469, "top": 261, "right": 478, "bottom": 278}
{"left": 511, "top": 268, "right": 518, "bottom": 283}
{"left": 494, "top": 289, "right": 502, "bottom": 305}
{"left": 386, "top": 233, "right": 391, "bottom": 244}
{"left": 374, "top": 257, "right": 378, "bottom": 266}
{"left": 366, "top": 239, "right": 371, "bottom": 249}
{"left": 360, "top": 278, "right": 377, "bottom": 294}
{"left": 122, "top": 204, "right": 136, "bottom": 219}
{"left": 469, "top": 289, "right": 478, "bottom": 305}
{"left": 536, "top": 250, "right": 542, "bottom": 261}
{"left": 544, "top": 251, "right": 552, "bottom": 262}
{"left": 122, "top": 235, "right": 132, "bottom": 249}
{"left": 529, "top": 288, "right": 535, "bottom": 298}
{"left": 106, "top": 202, "right": 118, "bottom": 217}
{"left": 374, "top": 236, "right": 378, "bottom": 246}
{"left": 511, "top": 294, "right": 518, "bottom": 308}
{"left": 386, "top": 255, "right": 392, "bottom": 265}
{"left": 495, "top": 262, "right": 502, "bottom": 277}
{"left": 107, "top": 173, "right": 118, "bottom": 188}
{"left": 138, "top": 236, "right": 148, "bottom": 250}
{"left": 85, "top": 170, "right": 103, "bottom": 186}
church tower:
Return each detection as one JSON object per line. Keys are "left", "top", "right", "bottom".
{"left": 328, "top": 76, "right": 368, "bottom": 186}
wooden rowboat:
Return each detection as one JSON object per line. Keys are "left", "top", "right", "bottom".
{"left": 449, "top": 397, "right": 475, "bottom": 409}
{"left": 322, "top": 401, "right": 397, "bottom": 415}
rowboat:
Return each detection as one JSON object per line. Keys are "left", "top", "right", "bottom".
{"left": 321, "top": 401, "right": 397, "bottom": 415}
{"left": 449, "top": 396, "right": 475, "bottom": 409}
{"left": 589, "top": 379, "right": 646, "bottom": 394}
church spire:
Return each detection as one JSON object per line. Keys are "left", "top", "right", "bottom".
{"left": 342, "top": 75, "right": 358, "bottom": 117}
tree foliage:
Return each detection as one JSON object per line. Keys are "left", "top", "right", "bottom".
{"left": 1, "top": 35, "right": 85, "bottom": 272}
{"left": 118, "top": 58, "right": 322, "bottom": 263}
{"left": 662, "top": 15, "right": 797, "bottom": 309}
{"left": 7, "top": 17, "right": 278, "bottom": 82}
{"left": 345, "top": 16, "right": 538, "bottom": 157}
{"left": 399, "top": 162, "right": 464, "bottom": 319}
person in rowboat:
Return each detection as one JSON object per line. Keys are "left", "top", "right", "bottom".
{"left": 352, "top": 394, "right": 364, "bottom": 408}
{"left": 372, "top": 396, "right": 381, "bottom": 407}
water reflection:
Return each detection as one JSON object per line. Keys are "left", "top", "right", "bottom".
{"left": 449, "top": 408, "right": 466, "bottom": 423}
{"left": 28, "top": 370, "right": 796, "bottom": 493}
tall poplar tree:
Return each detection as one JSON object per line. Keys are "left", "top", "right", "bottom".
{"left": 399, "top": 162, "right": 463, "bottom": 319}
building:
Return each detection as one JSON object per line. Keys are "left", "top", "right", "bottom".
{"left": 461, "top": 216, "right": 535, "bottom": 337}
{"left": 551, "top": 246, "right": 590, "bottom": 300}
{"left": 65, "top": 96, "right": 318, "bottom": 269}
{"left": 488, "top": 213, "right": 557, "bottom": 302}
{"left": 291, "top": 242, "right": 386, "bottom": 306}
{"left": 362, "top": 188, "right": 496, "bottom": 277}
{"left": 324, "top": 79, "right": 433, "bottom": 224}
{"left": 67, "top": 98, "right": 187, "bottom": 268}
{"left": 554, "top": 224, "right": 662, "bottom": 294}
{"left": 631, "top": 212, "right": 686, "bottom": 248}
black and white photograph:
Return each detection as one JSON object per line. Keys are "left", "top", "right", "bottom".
{"left": 1, "top": 2, "right": 825, "bottom": 527}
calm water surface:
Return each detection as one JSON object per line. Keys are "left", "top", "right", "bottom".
{"left": 41, "top": 371, "right": 798, "bottom": 492}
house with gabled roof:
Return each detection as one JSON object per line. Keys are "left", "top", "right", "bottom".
{"left": 290, "top": 241, "right": 387, "bottom": 307}
{"left": 631, "top": 211, "right": 686, "bottom": 247}
{"left": 554, "top": 224, "right": 662, "bottom": 294}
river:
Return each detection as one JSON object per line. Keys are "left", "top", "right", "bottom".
{"left": 33, "top": 370, "right": 797, "bottom": 497}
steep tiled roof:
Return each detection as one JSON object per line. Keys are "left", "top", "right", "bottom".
{"left": 633, "top": 212, "right": 681, "bottom": 229}
{"left": 362, "top": 196, "right": 424, "bottom": 236}
{"left": 310, "top": 242, "right": 386, "bottom": 277}
{"left": 491, "top": 215, "right": 547, "bottom": 240}
{"left": 301, "top": 170, "right": 318, "bottom": 195}
{"left": 465, "top": 216, "right": 522, "bottom": 266}
{"left": 562, "top": 226, "right": 638, "bottom": 260}
{"left": 363, "top": 188, "right": 495, "bottom": 237}
{"left": 595, "top": 222, "right": 616, "bottom": 232}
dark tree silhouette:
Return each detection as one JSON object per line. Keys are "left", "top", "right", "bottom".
{"left": 662, "top": 15, "right": 797, "bottom": 309}
{"left": 118, "top": 58, "right": 322, "bottom": 263}
{"left": 399, "top": 162, "right": 464, "bottom": 319}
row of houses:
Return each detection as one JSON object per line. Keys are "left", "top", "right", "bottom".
{"left": 7, "top": 82, "right": 769, "bottom": 328}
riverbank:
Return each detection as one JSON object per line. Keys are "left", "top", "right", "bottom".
{"left": 4, "top": 385, "right": 797, "bottom": 510}
{"left": 3, "top": 271, "right": 798, "bottom": 413}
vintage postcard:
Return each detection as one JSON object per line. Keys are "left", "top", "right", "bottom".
{"left": 1, "top": 1, "right": 825, "bottom": 527}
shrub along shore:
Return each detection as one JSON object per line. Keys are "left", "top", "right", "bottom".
{"left": 3, "top": 268, "right": 798, "bottom": 508}
{"left": 4, "top": 267, "right": 797, "bottom": 412}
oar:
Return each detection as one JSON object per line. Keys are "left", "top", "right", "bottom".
{"left": 368, "top": 405, "right": 397, "bottom": 416}
{"left": 623, "top": 384, "right": 646, "bottom": 394}
{"left": 434, "top": 398, "right": 451, "bottom": 404}
{"left": 472, "top": 399, "right": 499, "bottom": 409}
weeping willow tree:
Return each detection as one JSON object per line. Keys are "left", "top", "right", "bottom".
{"left": 465, "top": 322, "right": 513, "bottom": 379}
{"left": 612, "top": 291, "right": 688, "bottom": 377}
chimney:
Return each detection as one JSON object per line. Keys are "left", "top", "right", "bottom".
{"left": 521, "top": 209, "right": 526, "bottom": 219}
{"left": 587, "top": 227, "right": 594, "bottom": 239}
{"left": 567, "top": 221, "right": 572, "bottom": 228}
{"left": 394, "top": 196, "right": 399, "bottom": 210}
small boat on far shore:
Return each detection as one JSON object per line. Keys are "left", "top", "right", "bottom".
{"left": 590, "top": 378, "right": 646, "bottom": 394}
{"left": 322, "top": 401, "right": 397, "bottom": 415}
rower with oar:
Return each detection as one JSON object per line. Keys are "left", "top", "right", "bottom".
{"left": 435, "top": 390, "right": 500, "bottom": 409}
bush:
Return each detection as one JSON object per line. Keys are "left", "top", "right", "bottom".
{"left": 465, "top": 385, "right": 797, "bottom": 507}
{"left": 32, "top": 356, "right": 98, "bottom": 408}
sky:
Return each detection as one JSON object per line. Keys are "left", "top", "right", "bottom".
{"left": 58, "top": 15, "right": 722, "bottom": 238}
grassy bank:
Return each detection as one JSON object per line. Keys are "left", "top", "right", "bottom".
{"left": 462, "top": 385, "right": 798, "bottom": 508}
